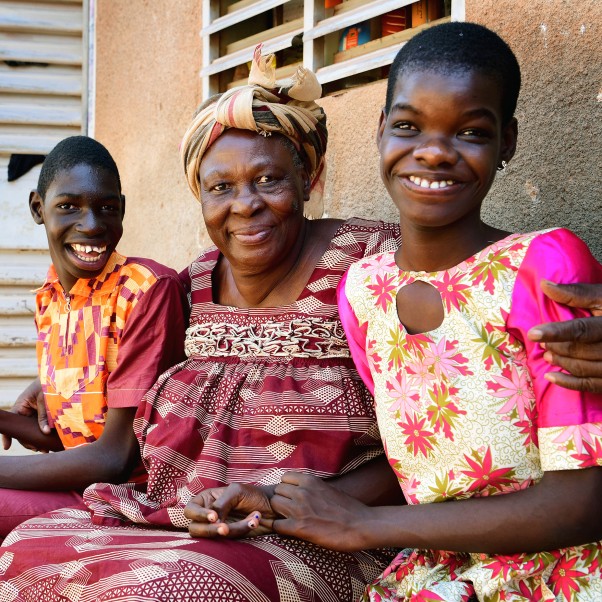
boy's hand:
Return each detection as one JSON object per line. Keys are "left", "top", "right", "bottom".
{"left": 528, "top": 281, "right": 602, "bottom": 393}
{"left": 2, "top": 378, "right": 51, "bottom": 452}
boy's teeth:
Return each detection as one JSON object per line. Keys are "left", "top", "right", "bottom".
{"left": 409, "top": 176, "right": 455, "bottom": 189}
{"left": 71, "top": 243, "right": 107, "bottom": 261}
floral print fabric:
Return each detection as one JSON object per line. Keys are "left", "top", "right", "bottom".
{"left": 340, "top": 229, "right": 602, "bottom": 601}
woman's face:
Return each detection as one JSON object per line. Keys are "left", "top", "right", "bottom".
{"left": 198, "top": 129, "right": 309, "bottom": 273}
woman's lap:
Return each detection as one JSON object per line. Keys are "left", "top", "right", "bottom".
{"left": 0, "top": 488, "right": 84, "bottom": 539}
{"left": 0, "top": 507, "right": 397, "bottom": 601}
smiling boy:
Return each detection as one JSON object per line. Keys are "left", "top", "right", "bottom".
{"left": 0, "top": 136, "right": 187, "bottom": 537}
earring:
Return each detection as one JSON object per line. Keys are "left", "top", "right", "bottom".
{"left": 497, "top": 160, "right": 508, "bottom": 173}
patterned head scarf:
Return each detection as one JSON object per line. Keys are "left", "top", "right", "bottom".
{"left": 181, "top": 45, "right": 327, "bottom": 217}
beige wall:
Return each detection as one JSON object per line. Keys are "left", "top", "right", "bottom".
{"left": 95, "top": 0, "right": 602, "bottom": 271}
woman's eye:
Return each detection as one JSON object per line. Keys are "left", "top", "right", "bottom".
{"left": 257, "top": 175, "right": 273, "bottom": 184}
{"left": 211, "top": 183, "right": 229, "bottom": 192}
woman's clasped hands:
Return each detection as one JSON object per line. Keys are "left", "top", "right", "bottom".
{"left": 185, "top": 473, "right": 374, "bottom": 553}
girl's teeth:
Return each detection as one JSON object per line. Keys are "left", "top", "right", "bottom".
{"left": 409, "top": 176, "right": 456, "bottom": 189}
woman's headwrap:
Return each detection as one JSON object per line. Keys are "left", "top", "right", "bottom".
{"left": 181, "top": 44, "right": 328, "bottom": 217}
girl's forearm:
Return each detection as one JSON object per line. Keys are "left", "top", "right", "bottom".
{"left": 329, "top": 454, "right": 406, "bottom": 506}
{"left": 0, "top": 409, "right": 63, "bottom": 452}
{"left": 359, "top": 467, "right": 602, "bottom": 554}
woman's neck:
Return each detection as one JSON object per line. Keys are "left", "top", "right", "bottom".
{"left": 395, "top": 217, "right": 510, "bottom": 273}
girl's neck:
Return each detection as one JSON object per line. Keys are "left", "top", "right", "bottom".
{"left": 395, "top": 217, "right": 510, "bottom": 273}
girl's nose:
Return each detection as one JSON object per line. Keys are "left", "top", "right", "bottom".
{"left": 413, "top": 137, "right": 459, "bottom": 166}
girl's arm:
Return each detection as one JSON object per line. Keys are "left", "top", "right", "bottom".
{"left": 270, "top": 466, "right": 602, "bottom": 554}
{"left": 0, "top": 406, "right": 138, "bottom": 490}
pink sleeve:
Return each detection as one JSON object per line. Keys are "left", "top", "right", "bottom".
{"left": 507, "top": 229, "right": 602, "bottom": 430}
{"left": 337, "top": 271, "right": 375, "bottom": 395}
{"left": 107, "top": 275, "right": 187, "bottom": 408}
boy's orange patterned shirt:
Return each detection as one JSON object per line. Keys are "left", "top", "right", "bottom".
{"left": 35, "top": 252, "right": 159, "bottom": 448}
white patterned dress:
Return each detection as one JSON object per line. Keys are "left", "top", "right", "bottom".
{"left": 339, "top": 228, "right": 602, "bottom": 601}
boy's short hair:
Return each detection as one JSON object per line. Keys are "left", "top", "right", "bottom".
{"left": 386, "top": 22, "right": 521, "bottom": 126}
{"left": 37, "top": 135, "right": 122, "bottom": 199}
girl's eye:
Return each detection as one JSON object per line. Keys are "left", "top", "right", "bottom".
{"left": 210, "top": 183, "right": 229, "bottom": 192}
{"left": 458, "top": 128, "right": 490, "bottom": 140}
{"left": 393, "top": 122, "right": 418, "bottom": 135}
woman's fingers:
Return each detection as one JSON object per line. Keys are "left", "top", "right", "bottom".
{"left": 188, "top": 511, "right": 262, "bottom": 539}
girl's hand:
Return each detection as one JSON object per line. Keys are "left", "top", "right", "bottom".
{"left": 528, "top": 281, "right": 602, "bottom": 392}
{"left": 185, "top": 483, "right": 276, "bottom": 539}
{"left": 270, "top": 472, "right": 373, "bottom": 552}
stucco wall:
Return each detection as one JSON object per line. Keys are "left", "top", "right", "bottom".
{"left": 94, "top": 0, "right": 205, "bottom": 271}
{"left": 94, "top": 0, "right": 601, "bottom": 270}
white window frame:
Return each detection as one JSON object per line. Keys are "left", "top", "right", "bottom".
{"left": 200, "top": 0, "right": 465, "bottom": 98}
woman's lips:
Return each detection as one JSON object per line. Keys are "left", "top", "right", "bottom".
{"left": 231, "top": 227, "right": 272, "bottom": 244}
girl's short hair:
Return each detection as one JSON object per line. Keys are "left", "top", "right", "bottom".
{"left": 37, "top": 136, "right": 121, "bottom": 199}
{"left": 386, "top": 22, "right": 521, "bottom": 126}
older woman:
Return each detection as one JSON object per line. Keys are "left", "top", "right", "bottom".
{"left": 0, "top": 48, "right": 402, "bottom": 601}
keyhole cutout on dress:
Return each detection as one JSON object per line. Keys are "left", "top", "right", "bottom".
{"left": 396, "top": 280, "right": 445, "bottom": 335}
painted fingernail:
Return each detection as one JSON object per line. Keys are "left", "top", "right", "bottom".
{"left": 208, "top": 512, "right": 217, "bottom": 522}
{"left": 217, "top": 525, "right": 228, "bottom": 536}
{"left": 248, "top": 520, "right": 257, "bottom": 528}
{"left": 254, "top": 513, "right": 260, "bottom": 520}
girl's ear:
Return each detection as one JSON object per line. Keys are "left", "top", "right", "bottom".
{"left": 501, "top": 117, "right": 518, "bottom": 164}
{"left": 29, "top": 190, "right": 44, "bottom": 225}
{"left": 376, "top": 108, "right": 387, "bottom": 148}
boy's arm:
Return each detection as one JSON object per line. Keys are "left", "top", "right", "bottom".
{"left": 0, "top": 406, "right": 137, "bottom": 490}
{"left": 0, "top": 406, "right": 63, "bottom": 452}
{"left": 528, "top": 281, "right": 602, "bottom": 392}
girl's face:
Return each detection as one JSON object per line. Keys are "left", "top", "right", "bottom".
{"left": 377, "top": 68, "right": 517, "bottom": 230}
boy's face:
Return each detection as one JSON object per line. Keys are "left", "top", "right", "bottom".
{"left": 377, "top": 68, "right": 517, "bottom": 230}
{"left": 29, "top": 164, "right": 124, "bottom": 293}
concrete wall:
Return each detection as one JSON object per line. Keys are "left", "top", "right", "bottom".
{"left": 94, "top": 0, "right": 601, "bottom": 270}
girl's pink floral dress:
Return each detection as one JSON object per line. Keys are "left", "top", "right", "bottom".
{"left": 339, "top": 228, "right": 602, "bottom": 601}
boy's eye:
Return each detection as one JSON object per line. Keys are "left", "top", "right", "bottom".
{"left": 101, "top": 203, "right": 120, "bottom": 212}
{"left": 56, "top": 202, "right": 75, "bottom": 210}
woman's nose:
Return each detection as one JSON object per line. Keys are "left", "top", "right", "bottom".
{"left": 231, "top": 186, "right": 263, "bottom": 215}
{"left": 413, "top": 137, "right": 459, "bottom": 166}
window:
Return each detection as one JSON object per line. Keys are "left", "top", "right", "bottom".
{"left": 200, "top": 0, "right": 465, "bottom": 98}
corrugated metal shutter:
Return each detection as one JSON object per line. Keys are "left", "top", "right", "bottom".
{"left": 0, "top": 0, "right": 86, "bottom": 412}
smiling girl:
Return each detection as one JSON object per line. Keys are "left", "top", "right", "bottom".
{"left": 267, "top": 22, "right": 602, "bottom": 600}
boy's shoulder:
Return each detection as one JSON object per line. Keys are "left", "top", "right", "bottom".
{"left": 120, "top": 256, "right": 180, "bottom": 281}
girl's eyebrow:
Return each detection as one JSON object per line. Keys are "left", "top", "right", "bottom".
{"left": 389, "top": 102, "right": 420, "bottom": 115}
